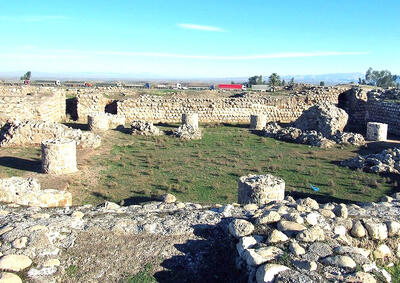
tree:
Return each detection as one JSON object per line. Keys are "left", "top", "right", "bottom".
{"left": 289, "top": 77, "right": 295, "bottom": 86}
{"left": 365, "top": 67, "right": 396, "bottom": 88}
{"left": 320, "top": 81, "right": 325, "bottom": 86}
{"left": 248, "top": 75, "right": 263, "bottom": 87}
{"left": 20, "top": 71, "right": 31, "bottom": 81}
{"left": 281, "top": 79, "right": 286, "bottom": 86}
{"left": 256, "top": 75, "right": 263, "bottom": 85}
{"left": 268, "top": 73, "right": 281, "bottom": 92}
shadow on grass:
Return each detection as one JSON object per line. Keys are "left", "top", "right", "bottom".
{"left": 0, "top": 156, "right": 41, "bottom": 173}
{"left": 154, "top": 222, "right": 247, "bottom": 283}
{"left": 63, "top": 122, "right": 89, "bottom": 131}
{"left": 355, "top": 140, "right": 400, "bottom": 155}
{"left": 113, "top": 126, "right": 130, "bottom": 134}
{"left": 221, "top": 123, "right": 248, "bottom": 129}
{"left": 121, "top": 195, "right": 156, "bottom": 206}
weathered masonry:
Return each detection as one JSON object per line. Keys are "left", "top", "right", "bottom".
{"left": 0, "top": 90, "right": 66, "bottom": 125}
{"left": 76, "top": 88, "right": 347, "bottom": 124}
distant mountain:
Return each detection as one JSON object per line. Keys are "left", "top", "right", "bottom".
{"left": 281, "top": 73, "right": 364, "bottom": 85}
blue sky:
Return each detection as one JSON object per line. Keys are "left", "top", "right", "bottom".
{"left": 1, "top": 0, "right": 399, "bottom": 78}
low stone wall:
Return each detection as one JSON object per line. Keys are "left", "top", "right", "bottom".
{"left": 0, "top": 91, "right": 66, "bottom": 125}
{"left": 0, "top": 120, "right": 101, "bottom": 149}
{"left": 74, "top": 87, "right": 348, "bottom": 124}
{"left": 117, "top": 93, "right": 342, "bottom": 124}
{"left": 0, "top": 177, "right": 71, "bottom": 207}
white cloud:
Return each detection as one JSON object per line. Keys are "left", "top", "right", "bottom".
{"left": 0, "top": 15, "right": 69, "bottom": 22}
{"left": 177, "top": 23, "right": 225, "bottom": 32}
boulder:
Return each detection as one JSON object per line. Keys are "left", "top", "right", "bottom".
{"left": 130, "top": 120, "right": 162, "bottom": 136}
{"left": 293, "top": 102, "right": 348, "bottom": 137}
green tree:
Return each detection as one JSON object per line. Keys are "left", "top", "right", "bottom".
{"left": 289, "top": 77, "right": 295, "bottom": 86}
{"left": 20, "top": 71, "right": 32, "bottom": 80}
{"left": 365, "top": 67, "right": 396, "bottom": 88}
{"left": 281, "top": 79, "right": 286, "bottom": 86}
{"left": 320, "top": 81, "right": 325, "bottom": 86}
{"left": 256, "top": 75, "right": 263, "bottom": 85}
{"left": 248, "top": 75, "right": 263, "bottom": 87}
{"left": 268, "top": 73, "right": 281, "bottom": 92}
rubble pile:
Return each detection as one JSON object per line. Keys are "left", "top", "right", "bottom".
{"left": 341, "top": 148, "right": 400, "bottom": 174}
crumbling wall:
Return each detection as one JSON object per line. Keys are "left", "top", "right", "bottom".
{"left": 77, "top": 92, "right": 112, "bottom": 122}
{"left": 116, "top": 92, "right": 343, "bottom": 124}
{"left": 0, "top": 90, "right": 66, "bottom": 124}
{"left": 0, "top": 120, "right": 101, "bottom": 149}
{"left": 340, "top": 87, "right": 400, "bottom": 136}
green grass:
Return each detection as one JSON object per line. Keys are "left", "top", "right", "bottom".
{"left": 387, "top": 262, "right": 400, "bottom": 283}
{"left": 124, "top": 264, "right": 157, "bottom": 283}
{"left": 87, "top": 125, "right": 395, "bottom": 205}
{"left": 0, "top": 125, "right": 397, "bottom": 205}
{"left": 66, "top": 265, "right": 78, "bottom": 278}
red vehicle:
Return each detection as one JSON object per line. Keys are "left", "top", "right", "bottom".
{"left": 24, "top": 80, "right": 31, "bottom": 85}
{"left": 218, "top": 84, "right": 246, "bottom": 90}
{"left": 84, "top": 82, "right": 93, "bottom": 87}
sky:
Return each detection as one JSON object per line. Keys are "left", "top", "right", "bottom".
{"left": 1, "top": 0, "right": 399, "bottom": 78}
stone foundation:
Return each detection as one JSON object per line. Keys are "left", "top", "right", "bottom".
{"left": 0, "top": 89, "right": 66, "bottom": 125}
{"left": 182, "top": 113, "right": 199, "bottom": 130}
{"left": 0, "top": 120, "right": 101, "bottom": 149}
{"left": 0, "top": 177, "right": 71, "bottom": 207}
{"left": 250, "top": 115, "right": 267, "bottom": 130}
{"left": 41, "top": 138, "right": 78, "bottom": 174}
{"left": 238, "top": 174, "right": 285, "bottom": 205}
{"left": 367, "top": 122, "right": 388, "bottom": 141}
{"left": 88, "top": 112, "right": 126, "bottom": 131}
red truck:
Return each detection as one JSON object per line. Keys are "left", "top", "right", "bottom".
{"left": 218, "top": 84, "right": 246, "bottom": 90}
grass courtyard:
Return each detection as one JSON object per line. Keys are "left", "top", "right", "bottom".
{"left": 0, "top": 124, "right": 397, "bottom": 206}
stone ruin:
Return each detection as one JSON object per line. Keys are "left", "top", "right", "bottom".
{"left": 238, "top": 174, "right": 285, "bottom": 205}
{"left": 130, "top": 120, "right": 163, "bottom": 136}
{"left": 41, "top": 138, "right": 78, "bottom": 175}
{"left": 0, "top": 120, "right": 101, "bottom": 149}
{"left": 249, "top": 115, "right": 267, "bottom": 130}
{"left": 174, "top": 113, "right": 202, "bottom": 140}
{"left": 293, "top": 102, "right": 348, "bottom": 137}
{"left": 367, "top": 122, "right": 388, "bottom": 141}
{"left": 0, "top": 177, "right": 71, "bottom": 207}
{"left": 87, "top": 112, "right": 126, "bottom": 132}
{"left": 341, "top": 147, "right": 400, "bottom": 174}
{"left": 262, "top": 103, "right": 365, "bottom": 148}
{"left": 0, "top": 173, "right": 399, "bottom": 282}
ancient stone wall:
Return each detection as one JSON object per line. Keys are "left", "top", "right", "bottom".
{"left": 116, "top": 93, "right": 342, "bottom": 124}
{"left": 341, "top": 88, "right": 400, "bottom": 136}
{"left": 0, "top": 88, "right": 66, "bottom": 124}
{"left": 74, "top": 87, "right": 348, "bottom": 124}
{"left": 77, "top": 92, "right": 113, "bottom": 122}
{"left": 365, "top": 100, "right": 400, "bottom": 136}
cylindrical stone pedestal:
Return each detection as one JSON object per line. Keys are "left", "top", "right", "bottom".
{"left": 250, "top": 115, "right": 267, "bottom": 130}
{"left": 88, "top": 113, "right": 110, "bottom": 131}
{"left": 182, "top": 113, "right": 199, "bottom": 130}
{"left": 367, "top": 122, "right": 388, "bottom": 141}
{"left": 238, "top": 174, "right": 285, "bottom": 205}
{"left": 41, "top": 138, "right": 78, "bottom": 174}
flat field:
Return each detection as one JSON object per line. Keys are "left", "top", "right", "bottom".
{"left": 0, "top": 124, "right": 398, "bottom": 206}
